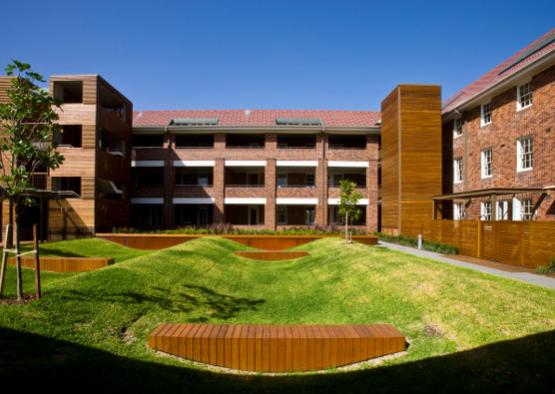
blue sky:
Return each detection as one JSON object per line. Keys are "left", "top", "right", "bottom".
{"left": 1, "top": 0, "right": 553, "bottom": 111}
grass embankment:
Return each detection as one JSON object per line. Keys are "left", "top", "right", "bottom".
{"left": 0, "top": 237, "right": 553, "bottom": 393}
{"left": 1, "top": 238, "right": 149, "bottom": 298}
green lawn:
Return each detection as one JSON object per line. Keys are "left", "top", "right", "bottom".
{"left": 0, "top": 237, "right": 554, "bottom": 393}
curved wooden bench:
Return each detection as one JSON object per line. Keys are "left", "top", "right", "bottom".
{"left": 234, "top": 251, "right": 309, "bottom": 261}
{"left": 8, "top": 256, "right": 114, "bottom": 272}
{"left": 148, "top": 323, "right": 405, "bottom": 372}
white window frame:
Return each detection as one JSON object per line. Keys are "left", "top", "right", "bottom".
{"left": 453, "top": 118, "right": 463, "bottom": 139}
{"left": 480, "top": 103, "right": 492, "bottom": 127}
{"left": 496, "top": 200, "right": 509, "bottom": 221}
{"left": 453, "top": 202, "right": 465, "bottom": 220}
{"left": 521, "top": 198, "right": 533, "bottom": 221}
{"left": 304, "top": 206, "right": 316, "bottom": 225}
{"left": 454, "top": 158, "right": 463, "bottom": 184}
{"left": 480, "top": 201, "right": 492, "bottom": 221}
{"left": 480, "top": 148, "right": 493, "bottom": 179}
{"left": 516, "top": 136, "right": 533, "bottom": 172}
{"left": 516, "top": 81, "right": 533, "bottom": 111}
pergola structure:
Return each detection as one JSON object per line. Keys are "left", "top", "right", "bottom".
{"left": 431, "top": 187, "right": 552, "bottom": 220}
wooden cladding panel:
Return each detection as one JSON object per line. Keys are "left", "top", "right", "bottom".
{"left": 380, "top": 85, "right": 442, "bottom": 235}
{"left": 54, "top": 104, "right": 97, "bottom": 126}
{"left": 399, "top": 85, "right": 442, "bottom": 233}
{"left": 48, "top": 199, "right": 95, "bottom": 239}
{"left": 50, "top": 149, "right": 96, "bottom": 177}
{"left": 0, "top": 76, "right": 14, "bottom": 103}
{"left": 402, "top": 219, "right": 555, "bottom": 268}
{"left": 380, "top": 88, "right": 400, "bottom": 234}
{"left": 148, "top": 323, "right": 405, "bottom": 372}
{"left": 8, "top": 256, "right": 113, "bottom": 272}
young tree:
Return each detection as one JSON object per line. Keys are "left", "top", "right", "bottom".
{"left": 0, "top": 60, "right": 64, "bottom": 300}
{"left": 338, "top": 179, "right": 362, "bottom": 243}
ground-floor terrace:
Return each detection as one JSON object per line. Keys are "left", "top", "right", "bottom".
{"left": 130, "top": 199, "right": 369, "bottom": 231}
{"left": 434, "top": 187, "right": 555, "bottom": 221}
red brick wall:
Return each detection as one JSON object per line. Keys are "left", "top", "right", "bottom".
{"left": 443, "top": 64, "right": 555, "bottom": 220}
{"left": 132, "top": 131, "right": 380, "bottom": 231}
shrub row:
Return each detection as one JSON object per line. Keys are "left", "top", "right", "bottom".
{"left": 112, "top": 224, "right": 369, "bottom": 236}
{"left": 375, "top": 232, "right": 459, "bottom": 255}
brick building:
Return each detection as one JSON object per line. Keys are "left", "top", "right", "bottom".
{"left": 130, "top": 110, "right": 380, "bottom": 231}
{"left": 1, "top": 29, "right": 554, "bottom": 239}
{"left": 439, "top": 29, "right": 555, "bottom": 221}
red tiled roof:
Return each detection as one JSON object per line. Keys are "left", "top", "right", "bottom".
{"left": 133, "top": 109, "right": 381, "bottom": 128}
{"left": 442, "top": 28, "right": 555, "bottom": 114}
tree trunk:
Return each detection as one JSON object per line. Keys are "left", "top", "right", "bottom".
{"left": 8, "top": 199, "right": 14, "bottom": 248}
{"left": 15, "top": 204, "right": 23, "bottom": 301}
{"left": 33, "top": 224, "right": 41, "bottom": 299}
{"left": 0, "top": 223, "right": 12, "bottom": 296}
{"left": 345, "top": 212, "right": 349, "bottom": 243}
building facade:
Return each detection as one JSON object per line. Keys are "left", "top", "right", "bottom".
{"left": 130, "top": 110, "right": 380, "bottom": 231}
{"left": 440, "top": 29, "right": 555, "bottom": 221}
{"left": 1, "top": 29, "right": 554, "bottom": 239}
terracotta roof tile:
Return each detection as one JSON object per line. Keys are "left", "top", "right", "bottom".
{"left": 133, "top": 109, "right": 381, "bottom": 128}
{"left": 442, "top": 28, "right": 555, "bottom": 114}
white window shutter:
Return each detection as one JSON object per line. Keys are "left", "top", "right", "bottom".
{"left": 512, "top": 198, "right": 522, "bottom": 221}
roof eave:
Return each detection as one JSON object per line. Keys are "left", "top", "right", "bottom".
{"left": 442, "top": 50, "right": 555, "bottom": 122}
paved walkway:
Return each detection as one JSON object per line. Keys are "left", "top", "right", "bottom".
{"left": 378, "top": 241, "right": 555, "bottom": 290}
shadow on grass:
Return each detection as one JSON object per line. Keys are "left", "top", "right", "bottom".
{"left": 57, "top": 283, "right": 265, "bottom": 319}
{"left": 0, "top": 327, "right": 552, "bottom": 393}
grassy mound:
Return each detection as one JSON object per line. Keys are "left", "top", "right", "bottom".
{"left": 0, "top": 237, "right": 553, "bottom": 392}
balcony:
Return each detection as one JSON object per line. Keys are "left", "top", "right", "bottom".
{"left": 226, "top": 134, "right": 265, "bottom": 149}
{"left": 100, "top": 106, "right": 129, "bottom": 133}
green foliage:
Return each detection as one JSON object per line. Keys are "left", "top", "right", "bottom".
{"left": 376, "top": 232, "right": 459, "bottom": 254}
{"left": 535, "top": 257, "right": 555, "bottom": 275}
{"left": 113, "top": 225, "right": 369, "bottom": 236}
{"left": 0, "top": 60, "right": 64, "bottom": 205}
{"left": 338, "top": 179, "right": 362, "bottom": 222}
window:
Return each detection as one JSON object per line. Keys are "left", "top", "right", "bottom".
{"left": 277, "top": 174, "right": 288, "bottom": 188}
{"left": 516, "top": 137, "right": 533, "bottom": 171}
{"left": 453, "top": 202, "right": 465, "bottom": 220}
{"left": 175, "top": 134, "right": 214, "bottom": 148}
{"left": 132, "top": 134, "right": 164, "bottom": 148}
{"left": 521, "top": 199, "right": 533, "bottom": 220}
{"left": 480, "top": 201, "right": 492, "bottom": 221}
{"left": 306, "top": 173, "right": 315, "bottom": 187}
{"left": 53, "top": 81, "right": 83, "bottom": 103}
{"left": 481, "top": 149, "right": 493, "bottom": 178}
{"left": 517, "top": 82, "right": 532, "bottom": 111}
{"left": 497, "top": 201, "right": 509, "bottom": 220}
{"left": 51, "top": 177, "right": 81, "bottom": 198}
{"left": 277, "top": 206, "right": 287, "bottom": 225}
{"left": 304, "top": 207, "right": 316, "bottom": 225}
{"left": 480, "top": 103, "right": 492, "bottom": 126}
{"left": 453, "top": 118, "right": 463, "bottom": 138}
{"left": 54, "top": 125, "right": 82, "bottom": 147}
{"left": 454, "top": 158, "right": 463, "bottom": 184}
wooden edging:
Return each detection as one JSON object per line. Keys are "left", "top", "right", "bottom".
{"left": 96, "top": 233, "right": 378, "bottom": 250}
{"left": 148, "top": 323, "right": 405, "bottom": 373}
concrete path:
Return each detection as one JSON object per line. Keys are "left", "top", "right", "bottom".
{"left": 378, "top": 241, "right": 555, "bottom": 290}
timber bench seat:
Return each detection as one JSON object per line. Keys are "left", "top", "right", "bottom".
{"left": 148, "top": 323, "right": 405, "bottom": 372}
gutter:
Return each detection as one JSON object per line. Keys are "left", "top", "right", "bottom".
{"left": 443, "top": 50, "right": 555, "bottom": 121}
